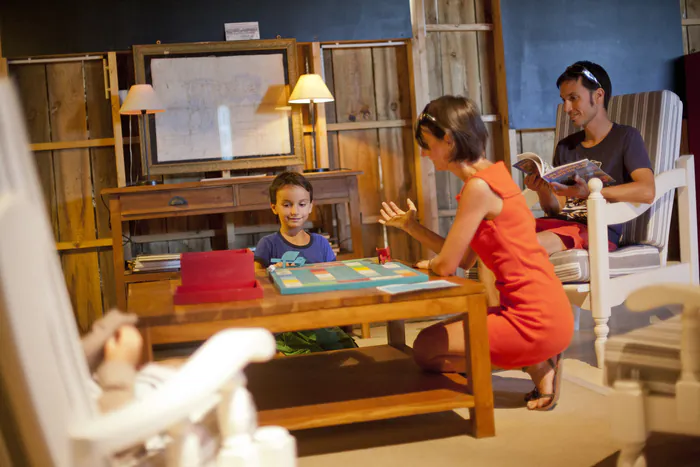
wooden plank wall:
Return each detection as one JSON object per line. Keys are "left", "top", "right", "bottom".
{"left": 424, "top": 0, "right": 499, "bottom": 236}
{"left": 10, "top": 59, "right": 118, "bottom": 332}
{"left": 682, "top": 0, "right": 700, "bottom": 55}
{"left": 320, "top": 44, "right": 421, "bottom": 262}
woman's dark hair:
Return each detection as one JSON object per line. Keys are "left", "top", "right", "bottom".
{"left": 269, "top": 171, "right": 313, "bottom": 204}
{"left": 415, "top": 96, "right": 488, "bottom": 163}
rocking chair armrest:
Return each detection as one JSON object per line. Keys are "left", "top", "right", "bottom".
{"left": 70, "top": 327, "right": 276, "bottom": 457}
{"left": 522, "top": 188, "right": 540, "bottom": 209}
{"left": 596, "top": 155, "right": 694, "bottom": 227}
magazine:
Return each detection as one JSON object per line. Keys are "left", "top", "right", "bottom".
{"left": 512, "top": 152, "right": 615, "bottom": 186}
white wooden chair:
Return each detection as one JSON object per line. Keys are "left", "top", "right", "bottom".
{"left": 605, "top": 283, "right": 700, "bottom": 467}
{"left": 524, "top": 90, "right": 699, "bottom": 367}
{"left": 0, "top": 79, "right": 295, "bottom": 467}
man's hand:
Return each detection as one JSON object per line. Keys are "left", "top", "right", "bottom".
{"left": 104, "top": 325, "right": 143, "bottom": 367}
{"left": 550, "top": 175, "right": 590, "bottom": 199}
{"left": 379, "top": 199, "right": 418, "bottom": 231}
{"left": 524, "top": 173, "right": 551, "bottom": 193}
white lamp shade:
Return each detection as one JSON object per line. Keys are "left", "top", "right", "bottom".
{"left": 119, "top": 84, "right": 165, "bottom": 114}
{"left": 288, "top": 74, "right": 334, "bottom": 104}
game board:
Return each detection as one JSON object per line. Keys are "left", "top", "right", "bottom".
{"left": 268, "top": 258, "right": 429, "bottom": 295}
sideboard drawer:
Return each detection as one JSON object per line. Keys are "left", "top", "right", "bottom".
{"left": 120, "top": 187, "right": 234, "bottom": 216}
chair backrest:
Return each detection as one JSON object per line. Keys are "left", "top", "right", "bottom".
{"left": 554, "top": 90, "right": 683, "bottom": 251}
{"left": 0, "top": 79, "right": 97, "bottom": 467}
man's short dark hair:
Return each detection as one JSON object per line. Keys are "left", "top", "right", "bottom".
{"left": 556, "top": 61, "right": 612, "bottom": 110}
{"left": 269, "top": 171, "right": 313, "bottom": 204}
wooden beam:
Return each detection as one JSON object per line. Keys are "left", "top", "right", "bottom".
{"left": 490, "top": 0, "right": 512, "bottom": 168}
{"left": 30, "top": 137, "right": 115, "bottom": 151}
{"left": 108, "top": 52, "right": 126, "bottom": 187}
{"left": 56, "top": 238, "right": 113, "bottom": 251}
{"left": 425, "top": 24, "right": 493, "bottom": 32}
{"left": 0, "top": 36, "right": 7, "bottom": 78}
{"left": 409, "top": 0, "right": 439, "bottom": 243}
{"left": 437, "top": 209, "right": 457, "bottom": 218}
{"left": 303, "top": 116, "right": 497, "bottom": 133}
{"left": 682, "top": 18, "right": 700, "bottom": 26}
{"left": 310, "top": 42, "right": 330, "bottom": 169}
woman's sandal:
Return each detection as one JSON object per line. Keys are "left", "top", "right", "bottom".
{"left": 523, "top": 353, "right": 563, "bottom": 411}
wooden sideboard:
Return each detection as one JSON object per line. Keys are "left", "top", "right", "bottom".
{"left": 103, "top": 170, "right": 364, "bottom": 311}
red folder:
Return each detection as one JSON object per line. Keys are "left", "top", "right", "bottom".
{"left": 174, "top": 249, "right": 263, "bottom": 305}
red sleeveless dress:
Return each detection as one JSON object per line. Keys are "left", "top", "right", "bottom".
{"left": 458, "top": 162, "right": 573, "bottom": 368}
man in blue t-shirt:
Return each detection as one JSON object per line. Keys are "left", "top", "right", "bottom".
{"left": 525, "top": 61, "right": 656, "bottom": 254}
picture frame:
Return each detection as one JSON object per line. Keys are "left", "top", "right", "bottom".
{"left": 133, "top": 39, "right": 303, "bottom": 175}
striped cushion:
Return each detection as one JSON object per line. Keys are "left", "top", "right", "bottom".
{"left": 554, "top": 90, "right": 683, "bottom": 250}
{"left": 548, "top": 245, "right": 661, "bottom": 283}
{"left": 604, "top": 315, "right": 682, "bottom": 395}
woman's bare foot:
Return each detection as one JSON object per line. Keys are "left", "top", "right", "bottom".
{"left": 524, "top": 359, "right": 556, "bottom": 410}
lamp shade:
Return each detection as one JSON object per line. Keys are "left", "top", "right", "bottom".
{"left": 288, "top": 74, "right": 334, "bottom": 104}
{"left": 119, "top": 84, "right": 165, "bottom": 114}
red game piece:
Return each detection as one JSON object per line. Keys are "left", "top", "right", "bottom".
{"left": 376, "top": 246, "right": 391, "bottom": 265}
{"left": 174, "top": 249, "right": 263, "bottom": 305}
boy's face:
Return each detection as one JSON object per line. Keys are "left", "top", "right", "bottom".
{"left": 271, "top": 184, "right": 313, "bottom": 229}
{"left": 559, "top": 77, "right": 604, "bottom": 128}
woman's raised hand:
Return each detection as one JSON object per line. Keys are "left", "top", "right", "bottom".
{"left": 379, "top": 199, "right": 418, "bottom": 231}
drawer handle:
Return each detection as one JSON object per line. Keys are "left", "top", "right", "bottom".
{"left": 168, "top": 196, "right": 188, "bottom": 207}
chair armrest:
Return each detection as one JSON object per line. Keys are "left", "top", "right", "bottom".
{"left": 626, "top": 284, "right": 700, "bottom": 423}
{"left": 70, "top": 328, "right": 276, "bottom": 456}
{"left": 522, "top": 188, "right": 540, "bottom": 209}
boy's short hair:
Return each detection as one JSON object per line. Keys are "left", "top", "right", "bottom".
{"left": 556, "top": 60, "right": 612, "bottom": 109}
{"left": 269, "top": 171, "right": 313, "bottom": 204}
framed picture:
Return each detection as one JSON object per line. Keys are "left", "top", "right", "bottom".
{"left": 133, "top": 39, "right": 303, "bottom": 175}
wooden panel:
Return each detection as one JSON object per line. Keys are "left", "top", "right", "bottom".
{"left": 687, "top": 0, "right": 700, "bottom": 53}
{"left": 47, "top": 61, "right": 103, "bottom": 331}
{"left": 331, "top": 48, "right": 377, "bottom": 123}
{"left": 372, "top": 47, "right": 411, "bottom": 121}
{"left": 333, "top": 47, "right": 382, "bottom": 251}
{"left": 437, "top": 1, "right": 481, "bottom": 105}
{"left": 322, "top": 48, "right": 338, "bottom": 125}
{"left": 120, "top": 186, "right": 234, "bottom": 216}
{"left": 338, "top": 131, "right": 381, "bottom": 217}
{"left": 475, "top": 1, "right": 496, "bottom": 115}
{"left": 11, "top": 64, "right": 59, "bottom": 238}
{"left": 425, "top": 0, "right": 444, "bottom": 102}
{"left": 85, "top": 59, "right": 118, "bottom": 311}
{"left": 520, "top": 129, "right": 556, "bottom": 164}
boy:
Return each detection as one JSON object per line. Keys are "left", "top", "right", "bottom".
{"left": 255, "top": 171, "right": 356, "bottom": 355}
{"left": 254, "top": 171, "right": 335, "bottom": 269}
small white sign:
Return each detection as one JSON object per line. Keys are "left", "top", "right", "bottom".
{"left": 225, "top": 22, "right": 260, "bottom": 41}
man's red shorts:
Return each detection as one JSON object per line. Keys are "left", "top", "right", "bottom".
{"left": 535, "top": 218, "right": 618, "bottom": 252}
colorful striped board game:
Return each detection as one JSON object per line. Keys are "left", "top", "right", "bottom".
{"left": 268, "top": 258, "right": 429, "bottom": 295}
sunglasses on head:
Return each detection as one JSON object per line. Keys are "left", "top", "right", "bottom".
{"left": 566, "top": 64, "right": 602, "bottom": 89}
{"left": 415, "top": 112, "right": 447, "bottom": 148}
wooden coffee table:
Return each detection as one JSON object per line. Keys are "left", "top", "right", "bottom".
{"left": 127, "top": 271, "right": 494, "bottom": 438}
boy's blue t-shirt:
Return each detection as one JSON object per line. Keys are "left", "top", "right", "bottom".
{"left": 254, "top": 232, "right": 336, "bottom": 267}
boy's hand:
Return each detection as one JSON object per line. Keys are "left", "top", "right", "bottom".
{"left": 414, "top": 259, "right": 430, "bottom": 269}
{"left": 550, "top": 175, "right": 590, "bottom": 199}
{"left": 104, "top": 325, "right": 143, "bottom": 367}
{"left": 524, "top": 173, "right": 550, "bottom": 193}
{"left": 379, "top": 199, "right": 418, "bottom": 231}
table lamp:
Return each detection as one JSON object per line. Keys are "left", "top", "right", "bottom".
{"left": 288, "top": 74, "right": 334, "bottom": 172}
{"left": 120, "top": 84, "right": 165, "bottom": 186}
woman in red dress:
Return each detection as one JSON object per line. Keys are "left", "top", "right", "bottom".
{"left": 380, "top": 96, "right": 573, "bottom": 411}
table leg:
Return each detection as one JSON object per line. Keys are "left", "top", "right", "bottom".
{"left": 139, "top": 327, "right": 154, "bottom": 363}
{"left": 110, "top": 197, "right": 126, "bottom": 311}
{"left": 387, "top": 320, "right": 406, "bottom": 349}
{"left": 462, "top": 293, "right": 495, "bottom": 438}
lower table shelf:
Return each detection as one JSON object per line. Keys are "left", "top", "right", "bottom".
{"left": 245, "top": 345, "right": 474, "bottom": 431}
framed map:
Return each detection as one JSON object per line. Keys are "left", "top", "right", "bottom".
{"left": 133, "top": 39, "right": 303, "bottom": 175}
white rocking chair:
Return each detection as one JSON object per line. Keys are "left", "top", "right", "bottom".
{"left": 524, "top": 90, "right": 699, "bottom": 367}
{"left": 605, "top": 283, "right": 700, "bottom": 467}
{"left": 0, "top": 79, "right": 294, "bottom": 467}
